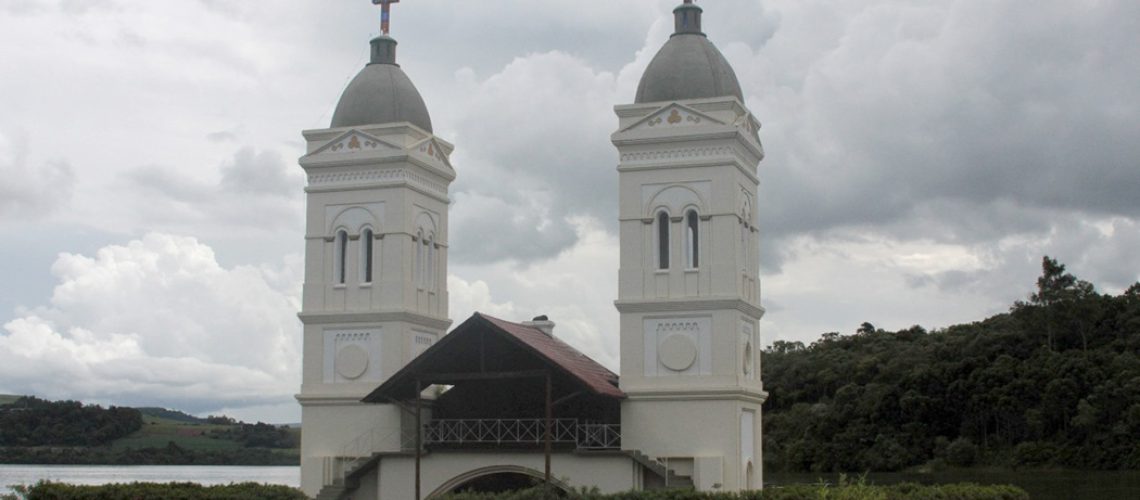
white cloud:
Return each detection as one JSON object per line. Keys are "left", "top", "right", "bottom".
{"left": 0, "top": 233, "right": 302, "bottom": 419}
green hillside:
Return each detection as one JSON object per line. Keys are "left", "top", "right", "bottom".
{"left": 136, "top": 407, "right": 209, "bottom": 424}
{"left": 0, "top": 394, "right": 23, "bottom": 405}
{"left": 111, "top": 418, "right": 241, "bottom": 452}
{"left": 0, "top": 397, "right": 300, "bottom": 465}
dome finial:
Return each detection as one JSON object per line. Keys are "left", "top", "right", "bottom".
{"left": 372, "top": 0, "right": 401, "bottom": 36}
{"left": 673, "top": 0, "right": 703, "bottom": 37}
{"left": 367, "top": 0, "right": 402, "bottom": 65}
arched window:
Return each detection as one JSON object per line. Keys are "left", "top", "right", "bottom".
{"left": 657, "top": 211, "right": 670, "bottom": 270}
{"left": 415, "top": 231, "right": 424, "bottom": 288}
{"left": 335, "top": 230, "right": 348, "bottom": 285}
{"left": 424, "top": 235, "right": 434, "bottom": 290}
{"left": 360, "top": 228, "right": 374, "bottom": 283}
{"left": 685, "top": 210, "right": 699, "bottom": 269}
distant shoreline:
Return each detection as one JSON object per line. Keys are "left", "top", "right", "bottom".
{"left": 0, "top": 446, "right": 298, "bottom": 467}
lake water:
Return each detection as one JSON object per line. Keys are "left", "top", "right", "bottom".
{"left": 3, "top": 465, "right": 1138, "bottom": 498}
{"left": 0, "top": 465, "right": 299, "bottom": 495}
{"left": 768, "top": 470, "right": 1140, "bottom": 500}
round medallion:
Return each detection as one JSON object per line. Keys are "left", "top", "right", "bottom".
{"left": 659, "top": 334, "right": 698, "bottom": 372}
{"left": 335, "top": 345, "right": 369, "bottom": 380}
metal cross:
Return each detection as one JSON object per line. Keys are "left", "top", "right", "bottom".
{"left": 372, "top": 0, "right": 401, "bottom": 35}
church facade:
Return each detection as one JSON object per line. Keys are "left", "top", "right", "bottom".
{"left": 296, "top": 2, "right": 766, "bottom": 498}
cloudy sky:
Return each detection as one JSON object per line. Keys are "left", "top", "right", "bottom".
{"left": 1, "top": 0, "right": 1137, "bottom": 423}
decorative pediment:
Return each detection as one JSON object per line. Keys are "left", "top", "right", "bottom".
{"left": 622, "top": 103, "right": 725, "bottom": 133}
{"left": 734, "top": 111, "right": 761, "bottom": 136}
{"left": 308, "top": 130, "right": 400, "bottom": 157}
{"left": 411, "top": 137, "right": 452, "bottom": 168}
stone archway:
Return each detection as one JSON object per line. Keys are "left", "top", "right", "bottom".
{"left": 428, "top": 465, "right": 571, "bottom": 498}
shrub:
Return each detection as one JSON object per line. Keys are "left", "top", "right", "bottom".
{"left": 434, "top": 482, "right": 1028, "bottom": 500}
{"left": 1012, "top": 441, "right": 1058, "bottom": 467}
{"left": 945, "top": 438, "right": 979, "bottom": 467}
{"left": 15, "top": 481, "right": 306, "bottom": 500}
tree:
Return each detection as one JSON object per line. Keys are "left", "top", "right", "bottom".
{"left": 769, "top": 340, "right": 805, "bottom": 354}
{"left": 1029, "top": 256, "right": 1096, "bottom": 350}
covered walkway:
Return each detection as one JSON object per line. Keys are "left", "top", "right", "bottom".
{"left": 361, "top": 313, "right": 631, "bottom": 498}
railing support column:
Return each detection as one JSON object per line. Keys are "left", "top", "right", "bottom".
{"left": 544, "top": 372, "right": 552, "bottom": 488}
{"left": 415, "top": 378, "right": 422, "bottom": 500}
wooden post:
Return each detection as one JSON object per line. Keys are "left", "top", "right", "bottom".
{"left": 544, "top": 371, "right": 552, "bottom": 488}
{"left": 415, "top": 378, "right": 422, "bottom": 500}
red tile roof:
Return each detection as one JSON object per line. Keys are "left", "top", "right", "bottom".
{"left": 479, "top": 313, "right": 624, "bottom": 399}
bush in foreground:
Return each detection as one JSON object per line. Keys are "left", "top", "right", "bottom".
{"left": 438, "top": 482, "right": 1029, "bottom": 500}
{"left": 2, "top": 481, "right": 306, "bottom": 500}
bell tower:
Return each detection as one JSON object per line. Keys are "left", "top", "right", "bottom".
{"left": 613, "top": 1, "right": 766, "bottom": 491}
{"left": 295, "top": 5, "right": 455, "bottom": 495}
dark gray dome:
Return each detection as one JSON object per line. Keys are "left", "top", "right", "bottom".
{"left": 635, "top": 4, "right": 743, "bottom": 104}
{"left": 331, "top": 36, "right": 433, "bottom": 132}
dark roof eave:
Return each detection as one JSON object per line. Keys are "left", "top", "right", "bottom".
{"left": 361, "top": 313, "right": 625, "bottom": 403}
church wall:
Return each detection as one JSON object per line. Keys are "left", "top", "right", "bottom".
{"left": 614, "top": 91, "right": 766, "bottom": 492}
{"left": 620, "top": 398, "right": 762, "bottom": 491}
{"left": 373, "top": 452, "right": 641, "bottom": 499}
{"left": 301, "top": 184, "right": 449, "bottom": 320}
{"left": 616, "top": 157, "right": 760, "bottom": 303}
{"left": 298, "top": 403, "right": 401, "bottom": 496}
{"left": 298, "top": 122, "right": 455, "bottom": 497}
{"left": 618, "top": 309, "right": 763, "bottom": 393}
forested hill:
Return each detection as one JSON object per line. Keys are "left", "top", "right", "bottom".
{"left": 0, "top": 397, "right": 299, "bottom": 465}
{"left": 0, "top": 397, "right": 142, "bottom": 447}
{"left": 762, "top": 257, "right": 1140, "bottom": 472}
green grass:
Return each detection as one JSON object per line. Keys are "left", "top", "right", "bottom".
{"left": 111, "top": 420, "right": 242, "bottom": 452}
{"left": 136, "top": 406, "right": 209, "bottom": 424}
{"left": 0, "top": 394, "right": 23, "bottom": 405}
{"left": 110, "top": 418, "right": 302, "bottom": 454}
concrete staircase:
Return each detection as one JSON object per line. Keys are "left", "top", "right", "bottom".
{"left": 314, "top": 454, "right": 381, "bottom": 500}
{"left": 627, "top": 450, "right": 694, "bottom": 489}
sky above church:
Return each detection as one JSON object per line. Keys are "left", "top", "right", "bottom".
{"left": 1, "top": 0, "right": 1137, "bottom": 424}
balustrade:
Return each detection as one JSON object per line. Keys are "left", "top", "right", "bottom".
{"left": 423, "top": 418, "right": 620, "bottom": 450}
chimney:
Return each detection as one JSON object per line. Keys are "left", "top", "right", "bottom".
{"left": 523, "top": 315, "right": 555, "bottom": 337}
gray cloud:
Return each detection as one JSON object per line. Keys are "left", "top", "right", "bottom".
{"left": 753, "top": 0, "right": 1140, "bottom": 244}
{"left": 444, "top": 51, "right": 622, "bottom": 264}
{"left": 1, "top": 0, "right": 46, "bottom": 16}
{"left": 119, "top": 147, "right": 303, "bottom": 234}
{"left": 220, "top": 148, "right": 294, "bottom": 196}
{"left": 450, "top": 191, "right": 579, "bottom": 264}
{"left": 206, "top": 130, "right": 238, "bottom": 143}
{"left": 0, "top": 131, "right": 75, "bottom": 219}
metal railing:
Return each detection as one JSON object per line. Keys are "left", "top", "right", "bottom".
{"left": 424, "top": 418, "right": 620, "bottom": 450}
{"left": 320, "top": 419, "right": 621, "bottom": 490}
{"left": 577, "top": 422, "right": 622, "bottom": 449}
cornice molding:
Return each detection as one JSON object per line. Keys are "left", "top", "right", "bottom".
{"left": 621, "top": 387, "right": 768, "bottom": 404}
{"left": 303, "top": 167, "right": 450, "bottom": 202}
{"left": 614, "top": 297, "right": 765, "bottom": 319}
{"left": 613, "top": 128, "right": 764, "bottom": 163}
{"left": 298, "top": 310, "right": 453, "bottom": 330}
{"left": 295, "top": 393, "right": 389, "bottom": 406}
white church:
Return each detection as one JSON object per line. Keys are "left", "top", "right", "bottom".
{"left": 295, "top": 2, "right": 766, "bottom": 498}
